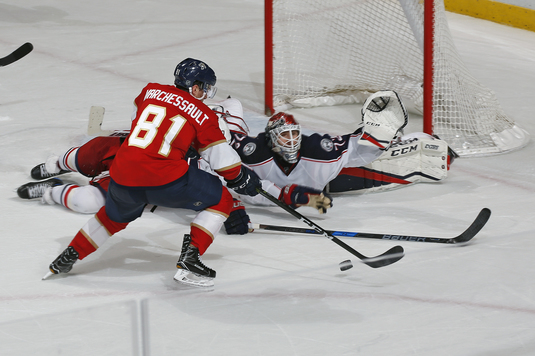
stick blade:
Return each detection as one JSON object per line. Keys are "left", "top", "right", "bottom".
{"left": 12, "top": 42, "right": 33, "bottom": 60}
{"left": 453, "top": 208, "right": 491, "bottom": 243}
{"left": 87, "top": 106, "right": 115, "bottom": 136}
{"left": 361, "top": 245, "right": 404, "bottom": 268}
{"left": 0, "top": 42, "right": 33, "bottom": 67}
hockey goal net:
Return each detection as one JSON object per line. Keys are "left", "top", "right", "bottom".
{"left": 265, "top": 0, "right": 529, "bottom": 156}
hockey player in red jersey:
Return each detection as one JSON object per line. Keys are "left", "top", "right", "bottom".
{"left": 42, "top": 58, "right": 262, "bottom": 287}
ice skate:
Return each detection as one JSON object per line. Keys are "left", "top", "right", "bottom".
{"left": 43, "top": 246, "right": 79, "bottom": 279}
{"left": 31, "top": 162, "right": 69, "bottom": 180}
{"left": 17, "top": 178, "right": 63, "bottom": 199}
{"left": 174, "top": 234, "right": 216, "bottom": 287}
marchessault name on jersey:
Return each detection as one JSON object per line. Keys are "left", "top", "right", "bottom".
{"left": 144, "top": 88, "right": 210, "bottom": 125}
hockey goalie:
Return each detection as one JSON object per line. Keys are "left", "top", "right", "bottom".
{"left": 222, "top": 92, "right": 454, "bottom": 205}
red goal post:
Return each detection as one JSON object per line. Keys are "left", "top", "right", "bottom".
{"left": 265, "top": 0, "right": 529, "bottom": 156}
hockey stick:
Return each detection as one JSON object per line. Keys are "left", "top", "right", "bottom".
{"left": 87, "top": 106, "right": 114, "bottom": 136}
{"left": 253, "top": 207, "right": 491, "bottom": 244}
{"left": 87, "top": 106, "right": 129, "bottom": 137}
{"left": 0, "top": 42, "right": 33, "bottom": 67}
{"left": 256, "top": 188, "right": 404, "bottom": 268}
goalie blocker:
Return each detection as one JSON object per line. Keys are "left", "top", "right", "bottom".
{"left": 326, "top": 133, "right": 450, "bottom": 193}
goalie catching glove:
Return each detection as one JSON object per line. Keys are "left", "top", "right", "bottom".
{"left": 279, "top": 184, "right": 333, "bottom": 214}
{"left": 359, "top": 90, "right": 408, "bottom": 150}
{"left": 224, "top": 199, "right": 253, "bottom": 235}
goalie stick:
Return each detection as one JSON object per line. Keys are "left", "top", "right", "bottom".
{"left": 253, "top": 208, "right": 491, "bottom": 244}
{"left": 87, "top": 106, "right": 128, "bottom": 137}
{"left": 0, "top": 42, "right": 33, "bottom": 67}
{"left": 256, "top": 187, "right": 404, "bottom": 268}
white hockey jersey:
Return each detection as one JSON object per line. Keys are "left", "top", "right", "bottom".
{"left": 228, "top": 130, "right": 382, "bottom": 205}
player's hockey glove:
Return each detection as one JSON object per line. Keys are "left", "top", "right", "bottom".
{"left": 225, "top": 166, "right": 261, "bottom": 197}
{"left": 279, "top": 184, "right": 333, "bottom": 214}
{"left": 185, "top": 145, "right": 200, "bottom": 160}
{"left": 224, "top": 199, "right": 252, "bottom": 235}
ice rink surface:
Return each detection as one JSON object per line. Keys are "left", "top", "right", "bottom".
{"left": 1, "top": 1, "right": 535, "bottom": 355}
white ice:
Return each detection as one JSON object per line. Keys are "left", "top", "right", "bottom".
{"left": 1, "top": 1, "right": 535, "bottom": 355}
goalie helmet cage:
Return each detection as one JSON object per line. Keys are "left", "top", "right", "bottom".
{"left": 264, "top": 0, "right": 530, "bottom": 157}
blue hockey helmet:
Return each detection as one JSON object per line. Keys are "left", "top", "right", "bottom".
{"left": 174, "top": 58, "right": 217, "bottom": 99}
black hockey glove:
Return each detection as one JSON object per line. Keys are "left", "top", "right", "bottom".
{"left": 225, "top": 166, "right": 261, "bottom": 197}
{"left": 185, "top": 145, "right": 200, "bottom": 160}
{"left": 279, "top": 184, "right": 333, "bottom": 214}
{"left": 224, "top": 199, "right": 252, "bottom": 235}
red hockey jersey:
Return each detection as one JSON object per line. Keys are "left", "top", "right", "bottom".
{"left": 110, "top": 83, "right": 242, "bottom": 187}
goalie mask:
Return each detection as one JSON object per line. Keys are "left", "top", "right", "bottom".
{"left": 265, "top": 112, "right": 302, "bottom": 164}
{"left": 174, "top": 58, "right": 217, "bottom": 100}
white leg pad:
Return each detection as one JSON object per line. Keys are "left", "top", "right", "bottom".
{"left": 362, "top": 135, "right": 448, "bottom": 192}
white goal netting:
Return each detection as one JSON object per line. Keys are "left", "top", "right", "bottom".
{"left": 269, "top": 0, "right": 529, "bottom": 156}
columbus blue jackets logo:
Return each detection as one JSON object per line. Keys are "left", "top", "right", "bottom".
{"left": 243, "top": 142, "right": 256, "bottom": 156}
{"left": 320, "top": 138, "right": 333, "bottom": 152}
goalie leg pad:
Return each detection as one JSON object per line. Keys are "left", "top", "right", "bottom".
{"left": 326, "top": 135, "right": 448, "bottom": 193}
{"left": 370, "top": 136, "right": 448, "bottom": 187}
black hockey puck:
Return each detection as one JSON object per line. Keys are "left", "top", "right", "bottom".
{"left": 339, "top": 259, "right": 353, "bottom": 271}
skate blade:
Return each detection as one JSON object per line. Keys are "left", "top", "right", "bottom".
{"left": 42, "top": 271, "right": 55, "bottom": 280}
{"left": 173, "top": 269, "right": 214, "bottom": 288}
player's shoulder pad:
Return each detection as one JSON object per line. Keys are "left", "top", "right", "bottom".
{"left": 230, "top": 132, "right": 273, "bottom": 164}
{"left": 300, "top": 133, "right": 352, "bottom": 160}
